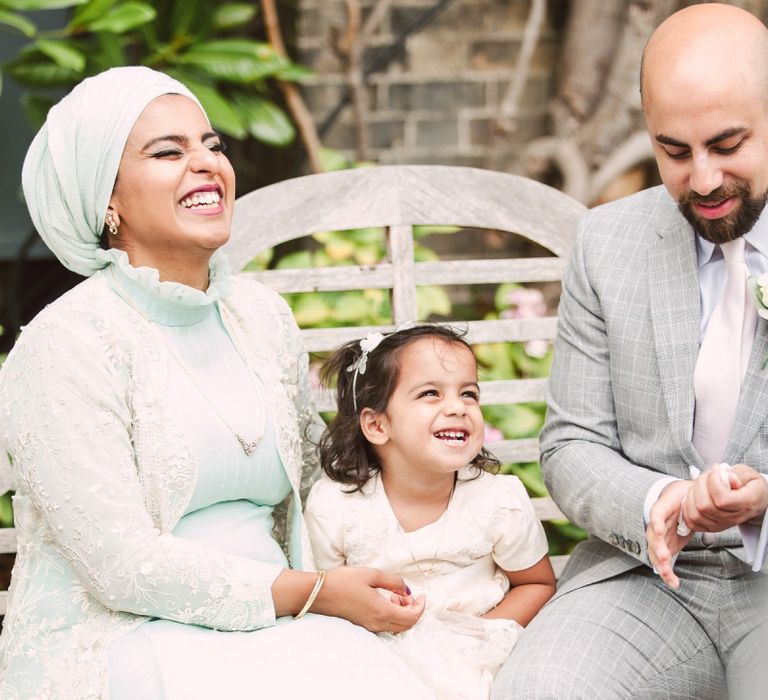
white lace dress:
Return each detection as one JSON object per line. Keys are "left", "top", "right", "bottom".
{"left": 0, "top": 250, "right": 430, "bottom": 700}
{"left": 305, "top": 469, "right": 550, "bottom": 700}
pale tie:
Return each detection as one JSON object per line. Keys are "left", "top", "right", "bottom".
{"left": 692, "top": 237, "right": 757, "bottom": 466}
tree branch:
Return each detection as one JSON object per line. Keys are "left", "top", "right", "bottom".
{"left": 522, "top": 136, "right": 590, "bottom": 203}
{"left": 495, "top": 0, "right": 546, "bottom": 133}
{"left": 333, "top": 0, "right": 391, "bottom": 161}
{"left": 588, "top": 130, "right": 654, "bottom": 203}
{"left": 261, "top": 0, "right": 325, "bottom": 173}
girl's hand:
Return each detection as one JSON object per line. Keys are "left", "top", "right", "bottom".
{"left": 311, "top": 566, "right": 426, "bottom": 633}
{"left": 390, "top": 591, "right": 416, "bottom": 606}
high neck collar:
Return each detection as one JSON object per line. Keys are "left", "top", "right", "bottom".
{"left": 96, "top": 247, "right": 232, "bottom": 326}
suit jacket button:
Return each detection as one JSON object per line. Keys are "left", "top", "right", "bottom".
{"left": 631, "top": 541, "right": 641, "bottom": 555}
{"left": 609, "top": 534, "right": 619, "bottom": 546}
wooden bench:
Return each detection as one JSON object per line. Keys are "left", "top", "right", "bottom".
{"left": 227, "top": 164, "right": 586, "bottom": 579}
{"left": 0, "top": 164, "right": 585, "bottom": 617}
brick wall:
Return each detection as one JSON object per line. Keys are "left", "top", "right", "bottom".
{"left": 296, "top": 0, "right": 566, "bottom": 169}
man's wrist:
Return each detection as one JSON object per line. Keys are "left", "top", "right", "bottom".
{"left": 746, "top": 474, "right": 768, "bottom": 526}
{"left": 644, "top": 476, "right": 680, "bottom": 525}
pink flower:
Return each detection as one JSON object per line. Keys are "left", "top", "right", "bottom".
{"left": 484, "top": 423, "right": 504, "bottom": 443}
{"left": 524, "top": 339, "right": 550, "bottom": 359}
{"left": 504, "top": 288, "right": 547, "bottom": 319}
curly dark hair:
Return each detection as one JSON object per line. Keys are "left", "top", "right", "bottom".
{"left": 318, "top": 323, "right": 500, "bottom": 492}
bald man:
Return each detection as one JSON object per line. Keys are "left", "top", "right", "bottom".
{"left": 493, "top": 4, "right": 768, "bottom": 699}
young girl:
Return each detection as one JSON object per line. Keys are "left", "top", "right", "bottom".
{"left": 305, "top": 324, "right": 556, "bottom": 700}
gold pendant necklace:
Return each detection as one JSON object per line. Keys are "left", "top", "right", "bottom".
{"left": 109, "top": 267, "right": 264, "bottom": 456}
{"left": 397, "top": 476, "right": 457, "bottom": 586}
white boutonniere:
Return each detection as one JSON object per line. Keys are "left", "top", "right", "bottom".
{"left": 748, "top": 275, "right": 768, "bottom": 370}
{"left": 748, "top": 274, "right": 768, "bottom": 319}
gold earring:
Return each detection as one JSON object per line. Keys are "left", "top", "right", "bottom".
{"left": 105, "top": 212, "right": 118, "bottom": 237}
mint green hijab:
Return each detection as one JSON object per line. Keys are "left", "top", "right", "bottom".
{"left": 22, "top": 66, "right": 205, "bottom": 277}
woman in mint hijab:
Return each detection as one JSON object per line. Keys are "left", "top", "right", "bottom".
{"left": 0, "top": 66, "right": 430, "bottom": 699}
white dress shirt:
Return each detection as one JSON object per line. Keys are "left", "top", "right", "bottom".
{"left": 644, "top": 206, "right": 768, "bottom": 572}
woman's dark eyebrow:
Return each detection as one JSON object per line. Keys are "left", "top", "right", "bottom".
{"left": 141, "top": 131, "right": 221, "bottom": 150}
{"left": 142, "top": 134, "right": 187, "bottom": 150}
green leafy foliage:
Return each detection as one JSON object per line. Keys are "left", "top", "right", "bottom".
{"left": 5, "top": 47, "right": 82, "bottom": 86}
{"left": 233, "top": 93, "right": 295, "bottom": 145}
{"left": 274, "top": 225, "right": 455, "bottom": 329}
{"left": 0, "top": 492, "right": 12, "bottom": 528}
{"left": 3, "top": 0, "right": 87, "bottom": 10}
{"left": 0, "top": 8, "right": 37, "bottom": 37}
{"left": 0, "top": 0, "right": 299, "bottom": 146}
{"left": 175, "top": 39, "right": 288, "bottom": 83}
{"left": 87, "top": 1, "right": 155, "bottom": 33}
{"left": 35, "top": 38, "right": 86, "bottom": 72}
{"left": 212, "top": 3, "right": 257, "bottom": 31}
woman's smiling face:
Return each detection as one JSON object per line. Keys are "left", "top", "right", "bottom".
{"left": 108, "top": 94, "right": 236, "bottom": 278}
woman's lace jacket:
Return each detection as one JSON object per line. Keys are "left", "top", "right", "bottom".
{"left": 0, "top": 270, "right": 321, "bottom": 699}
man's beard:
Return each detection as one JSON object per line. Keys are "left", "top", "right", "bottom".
{"left": 677, "top": 180, "right": 768, "bottom": 244}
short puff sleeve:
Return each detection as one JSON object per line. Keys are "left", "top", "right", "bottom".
{"left": 304, "top": 478, "right": 347, "bottom": 570}
{"left": 490, "top": 475, "right": 549, "bottom": 572}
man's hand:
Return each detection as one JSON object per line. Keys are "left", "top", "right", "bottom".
{"left": 682, "top": 463, "right": 768, "bottom": 532}
{"left": 647, "top": 480, "right": 694, "bottom": 589}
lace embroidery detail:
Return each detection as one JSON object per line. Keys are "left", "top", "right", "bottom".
{"left": 0, "top": 273, "right": 321, "bottom": 699}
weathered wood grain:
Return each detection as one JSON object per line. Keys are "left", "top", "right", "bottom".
{"left": 389, "top": 224, "right": 418, "bottom": 324}
{"left": 238, "top": 257, "right": 566, "bottom": 294}
{"left": 227, "top": 165, "right": 586, "bottom": 270}
{"left": 297, "top": 318, "right": 558, "bottom": 353}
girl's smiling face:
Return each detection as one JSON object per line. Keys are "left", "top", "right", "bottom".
{"left": 107, "top": 94, "right": 235, "bottom": 280}
{"left": 363, "top": 337, "right": 485, "bottom": 480}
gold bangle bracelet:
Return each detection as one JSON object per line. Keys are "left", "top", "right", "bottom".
{"left": 294, "top": 570, "right": 326, "bottom": 620}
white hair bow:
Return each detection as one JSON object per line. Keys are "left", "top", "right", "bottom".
{"left": 346, "top": 332, "right": 385, "bottom": 411}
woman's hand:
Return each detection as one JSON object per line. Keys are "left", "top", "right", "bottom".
{"left": 311, "top": 566, "right": 426, "bottom": 633}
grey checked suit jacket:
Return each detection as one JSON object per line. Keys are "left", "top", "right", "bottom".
{"left": 541, "top": 185, "right": 768, "bottom": 596}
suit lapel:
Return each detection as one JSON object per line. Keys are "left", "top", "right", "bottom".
{"left": 646, "top": 217, "right": 768, "bottom": 467}
{"left": 726, "top": 314, "right": 768, "bottom": 465}
{"left": 648, "top": 219, "right": 701, "bottom": 464}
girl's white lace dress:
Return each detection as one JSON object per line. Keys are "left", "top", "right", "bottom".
{"left": 0, "top": 250, "right": 430, "bottom": 700}
{"left": 305, "top": 468, "right": 550, "bottom": 700}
